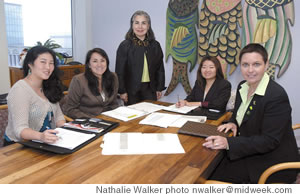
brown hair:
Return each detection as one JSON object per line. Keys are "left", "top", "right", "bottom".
{"left": 239, "top": 43, "right": 268, "bottom": 64}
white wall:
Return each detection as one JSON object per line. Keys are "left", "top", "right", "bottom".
{"left": 71, "top": 0, "right": 93, "bottom": 63}
{"left": 89, "top": 0, "right": 300, "bottom": 125}
{"left": 0, "top": 0, "right": 11, "bottom": 94}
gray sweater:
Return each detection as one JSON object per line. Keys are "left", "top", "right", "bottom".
{"left": 5, "top": 80, "right": 65, "bottom": 142}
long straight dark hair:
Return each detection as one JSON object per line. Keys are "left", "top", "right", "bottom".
{"left": 197, "top": 56, "right": 224, "bottom": 89}
{"left": 84, "top": 48, "right": 115, "bottom": 97}
{"left": 23, "top": 46, "right": 63, "bottom": 103}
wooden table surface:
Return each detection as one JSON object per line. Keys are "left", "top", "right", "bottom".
{"left": 0, "top": 101, "right": 231, "bottom": 184}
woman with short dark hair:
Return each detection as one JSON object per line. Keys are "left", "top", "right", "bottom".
{"left": 203, "top": 43, "right": 299, "bottom": 183}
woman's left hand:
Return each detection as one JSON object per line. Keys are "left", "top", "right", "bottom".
{"left": 156, "top": 91, "right": 162, "bottom": 100}
{"left": 202, "top": 136, "right": 228, "bottom": 150}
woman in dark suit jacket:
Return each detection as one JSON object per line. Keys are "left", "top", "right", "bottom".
{"left": 203, "top": 43, "right": 299, "bottom": 183}
{"left": 115, "top": 10, "right": 165, "bottom": 105}
{"left": 176, "top": 56, "right": 231, "bottom": 119}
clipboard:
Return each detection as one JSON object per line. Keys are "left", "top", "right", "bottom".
{"left": 19, "top": 119, "right": 119, "bottom": 154}
{"left": 178, "top": 121, "right": 229, "bottom": 138}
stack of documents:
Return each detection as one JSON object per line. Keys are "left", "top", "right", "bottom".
{"left": 101, "top": 132, "right": 185, "bottom": 155}
{"left": 163, "top": 104, "right": 198, "bottom": 114}
{"left": 127, "top": 102, "right": 165, "bottom": 114}
{"left": 139, "top": 112, "right": 182, "bottom": 128}
{"left": 139, "top": 112, "right": 206, "bottom": 128}
{"left": 169, "top": 115, "right": 207, "bottom": 128}
{"left": 102, "top": 106, "right": 147, "bottom": 122}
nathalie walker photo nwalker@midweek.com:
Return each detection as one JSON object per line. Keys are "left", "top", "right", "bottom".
{"left": 95, "top": 185, "right": 275, "bottom": 194}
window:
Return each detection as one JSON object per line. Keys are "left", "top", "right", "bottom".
{"left": 4, "top": 0, "right": 72, "bottom": 67}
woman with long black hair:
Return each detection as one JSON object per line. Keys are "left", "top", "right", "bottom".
{"left": 4, "top": 46, "right": 65, "bottom": 146}
{"left": 62, "top": 48, "right": 119, "bottom": 119}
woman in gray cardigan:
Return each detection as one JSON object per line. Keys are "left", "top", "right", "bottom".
{"left": 62, "top": 48, "right": 119, "bottom": 119}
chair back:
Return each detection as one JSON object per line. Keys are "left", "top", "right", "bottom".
{"left": 293, "top": 124, "right": 300, "bottom": 154}
{"left": 0, "top": 105, "right": 8, "bottom": 147}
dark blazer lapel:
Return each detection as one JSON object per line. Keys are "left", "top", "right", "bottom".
{"left": 204, "top": 79, "right": 218, "bottom": 101}
{"left": 241, "top": 95, "right": 262, "bottom": 125}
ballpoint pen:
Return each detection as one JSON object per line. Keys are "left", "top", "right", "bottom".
{"left": 46, "top": 126, "right": 62, "bottom": 140}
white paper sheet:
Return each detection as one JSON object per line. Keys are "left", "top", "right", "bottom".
{"left": 101, "top": 132, "right": 185, "bottom": 155}
{"left": 139, "top": 112, "right": 182, "bottom": 128}
{"left": 163, "top": 104, "right": 198, "bottom": 114}
{"left": 128, "top": 102, "right": 165, "bottom": 114}
{"left": 102, "top": 106, "right": 147, "bottom": 122}
{"left": 169, "top": 115, "right": 207, "bottom": 128}
{"left": 34, "top": 128, "right": 96, "bottom": 150}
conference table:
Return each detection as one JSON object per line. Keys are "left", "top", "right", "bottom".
{"left": 0, "top": 101, "right": 231, "bottom": 184}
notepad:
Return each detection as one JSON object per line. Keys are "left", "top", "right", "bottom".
{"left": 178, "top": 121, "right": 229, "bottom": 138}
{"left": 33, "top": 128, "right": 96, "bottom": 150}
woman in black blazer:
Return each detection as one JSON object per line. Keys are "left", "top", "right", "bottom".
{"left": 176, "top": 56, "right": 231, "bottom": 119}
{"left": 115, "top": 10, "right": 165, "bottom": 105}
{"left": 203, "top": 43, "right": 299, "bottom": 183}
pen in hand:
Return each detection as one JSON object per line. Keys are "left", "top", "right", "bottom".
{"left": 176, "top": 95, "right": 181, "bottom": 108}
{"left": 46, "top": 127, "right": 62, "bottom": 140}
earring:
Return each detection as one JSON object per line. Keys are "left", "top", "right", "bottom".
{"left": 28, "top": 69, "right": 31, "bottom": 75}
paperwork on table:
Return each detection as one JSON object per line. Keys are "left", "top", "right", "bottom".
{"left": 102, "top": 106, "right": 147, "bottom": 122}
{"left": 162, "top": 104, "right": 198, "bottom": 114}
{"left": 139, "top": 112, "right": 206, "bottom": 128}
{"left": 101, "top": 132, "right": 185, "bottom": 155}
{"left": 127, "top": 102, "right": 165, "bottom": 114}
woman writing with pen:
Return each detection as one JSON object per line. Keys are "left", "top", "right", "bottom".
{"left": 176, "top": 56, "right": 231, "bottom": 119}
{"left": 3, "top": 46, "right": 66, "bottom": 146}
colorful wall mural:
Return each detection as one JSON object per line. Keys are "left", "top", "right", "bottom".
{"left": 165, "top": 0, "right": 294, "bottom": 95}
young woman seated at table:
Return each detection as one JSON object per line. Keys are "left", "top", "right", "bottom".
{"left": 4, "top": 46, "right": 65, "bottom": 146}
{"left": 62, "top": 48, "right": 119, "bottom": 119}
{"left": 176, "top": 56, "right": 231, "bottom": 119}
{"left": 203, "top": 43, "right": 299, "bottom": 183}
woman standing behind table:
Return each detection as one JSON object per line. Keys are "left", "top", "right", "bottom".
{"left": 203, "top": 43, "right": 299, "bottom": 183}
{"left": 116, "top": 10, "right": 165, "bottom": 105}
{"left": 4, "top": 46, "right": 65, "bottom": 146}
{"left": 176, "top": 56, "right": 231, "bottom": 119}
{"left": 62, "top": 48, "right": 119, "bottom": 119}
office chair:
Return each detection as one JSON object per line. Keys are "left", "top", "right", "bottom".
{"left": 0, "top": 105, "right": 8, "bottom": 147}
{"left": 60, "top": 91, "right": 73, "bottom": 122}
{"left": 204, "top": 124, "right": 300, "bottom": 184}
{"left": 257, "top": 162, "right": 300, "bottom": 184}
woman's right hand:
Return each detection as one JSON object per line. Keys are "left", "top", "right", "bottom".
{"left": 120, "top": 93, "right": 128, "bottom": 103}
{"left": 176, "top": 100, "right": 187, "bottom": 108}
{"left": 217, "top": 122, "right": 238, "bottom": 137}
{"left": 40, "top": 129, "right": 59, "bottom": 143}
